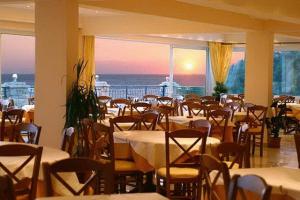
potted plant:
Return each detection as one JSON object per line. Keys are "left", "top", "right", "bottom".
{"left": 266, "top": 101, "right": 286, "bottom": 148}
{"left": 65, "top": 59, "right": 100, "bottom": 156}
{"left": 212, "top": 82, "right": 228, "bottom": 101}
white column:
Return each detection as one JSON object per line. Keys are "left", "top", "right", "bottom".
{"left": 35, "top": 0, "right": 78, "bottom": 147}
{"left": 245, "top": 31, "right": 274, "bottom": 108}
{"left": 169, "top": 45, "right": 174, "bottom": 97}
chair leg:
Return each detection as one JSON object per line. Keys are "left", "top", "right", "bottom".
{"left": 252, "top": 135, "right": 255, "bottom": 155}
{"left": 260, "top": 134, "right": 263, "bottom": 157}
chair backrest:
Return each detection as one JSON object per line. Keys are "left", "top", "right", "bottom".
{"left": 12, "top": 123, "right": 42, "bottom": 145}
{"left": 188, "top": 102, "right": 207, "bottom": 117}
{"left": 110, "top": 98, "right": 131, "bottom": 116}
{"left": 165, "top": 129, "right": 208, "bottom": 179}
{"left": 215, "top": 142, "right": 246, "bottom": 169}
{"left": 184, "top": 93, "right": 201, "bottom": 101}
{"left": 200, "top": 96, "right": 216, "bottom": 102}
{"left": 294, "top": 133, "right": 300, "bottom": 168}
{"left": 143, "top": 94, "right": 158, "bottom": 102}
{"left": 43, "top": 157, "right": 114, "bottom": 196}
{"left": 179, "top": 101, "right": 190, "bottom": 116}
{"left": 0, "top": 109, "right": 24, "bottom": 141}
{"left": 199, "top": 154, "right": 230, "bottom": 200}
{"left": 0, "top": 175, "right": 16, "bottom": 200}
{"left": 61, "top": 127, "right": 75, "bottom": 155}
{"left": 140, "top": 111, "right": 159, "bottom": 130}
{"left": 203, "top": 100, "right": 220, "bottom": 106}
{"left": 157, "top": 105, "right": 176, "bottom": 132}
{"left": 189, "top": 119, "right": 211, "bottom": 135}
{"left": 130, "top": 102, "right": 151, "bottom": 115}
{"left": 109, "top": 116, "right": 141, "bottom": 131}
{"left": 207, "top": 109, "right": 230, "bottom": 141}
{"left": 206, "top": 104, "right": 223, "bottom": 113}
{"left": 157, "top": 96, "right": 173, "bottom": 106}
{"left": 98, "top": 96, "right": 112, "bottom": 114}
{"left": 247, "top": 105, "right": 268, "bottom": 133}
{"left": 81, "top": 118, "right": 97, "bottom": 157}
{"left": 226, "top": 102, "right": 242, "bottom": 121}
{"left": 228, "top": 174, "right": 272, "bottom": 200}
{"left": 0, "top": 144, "right": 43, "bottom": 200}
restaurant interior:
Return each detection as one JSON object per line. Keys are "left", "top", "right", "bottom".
{"left": 0, "top": 0, "right": 300, "bottom": 200}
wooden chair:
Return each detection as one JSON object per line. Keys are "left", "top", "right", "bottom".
{"left": 139, "top": 111, "right": 159, "bottom": 130}
{"left": 61, "top": 127, "right": 75, "bottom": 156}
{"left": 130, "top": 102, "right": 151, "bottom": 116}
{"left": 207, "top": 110, "right": 230, "bottom": 141}
{"left": 12, "top": 123, "right": 42, "bottom": 145}
{"left": 0, "top": 144, "right": 43, "bottom": 200}
{"left": 143, "top": 94, "right": 158, "bottom": 102}
{"left": 81, "top": 118, "right": 97, "bottom": 157}
{"left": 110, "top": 98, "right": 131, "bottom": 116}
{"left": 0, "top": 109, "right": 24, "bottom": 141}
{"left": 179, "top": 101, "right": 190, "bottom": 116}
{"left": 157, "top": 96, "right": 173, "bottom": 106}
{"left": 247, "top": 105, "right": 267, "bottom": 157}
{"left": 157, "top": 105, "right": 176, "bottom": 132}
{"left": 199, "top": 154, "right": 230, "bottom": 200}
{"left": 184, "top": 93, "right": 201, "bottom": 100}
{"left": 228, "top": 174, "right": 272, "bottom": 200}
{"left": 236, "top": 124, "right": 251, "bottom": 168}
{"left": 203, "top": 100, "right": 220, "bottom": 106}
{"left": 109, "top": 116, "right": 141, "bottom": 131}
{"left": 214, "top": 142, "right": 246, "bottom": 169}
{"left": 294, "top": 133, "right": 300, "bottom": 168}
{"left": 206, "top": 104, "right": 223, "bottom": 113}
{"left": 105, "top": 120, "right": 142, "bottom": 193}
{"left": 188, "top": 102, "right": 207, "bottom": 117}
{"left": 43, "top": 157, "right": 114, "bottom": 196}
{"left": 0, "top": 175, "right": 16, "bottom": 200}
{"left": 226, "top": 102, "right": 242, "bottom": 121}
{"left": 156, "top": 129, "right": 208, "bottom": 200}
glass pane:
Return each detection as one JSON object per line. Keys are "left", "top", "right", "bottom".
{"left": 173, "top": 48, "right": 206, "bottom": 97}
{"left": 226, "top": 51, "right": 245, "bottom": 94}
{"left": 95, "top": 38, "right": 169, "bottom": 99}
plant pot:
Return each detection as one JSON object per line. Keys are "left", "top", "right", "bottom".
{"left": 268, "top": 137, "right": 281, "bottom": 148}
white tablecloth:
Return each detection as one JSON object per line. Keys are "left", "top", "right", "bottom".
{"left": 36, "top": 193, "right": 168, "bottom": 200}
{"left": 114, "top": 130, "right": 220, "bottom": 170}
{"left": 230, "top": 167, "right": 300, "bottom": 199}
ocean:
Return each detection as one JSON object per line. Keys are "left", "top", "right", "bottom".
{"left": 2, "top": 74, "right": 206, "bottom": 87}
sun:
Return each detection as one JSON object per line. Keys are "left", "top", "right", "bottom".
{"left": 184, "top": 62, "right": 194, "bottom": 71}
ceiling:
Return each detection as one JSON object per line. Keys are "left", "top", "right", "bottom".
{"left": 0, "top": 1, "right": 300, "bottom": 45}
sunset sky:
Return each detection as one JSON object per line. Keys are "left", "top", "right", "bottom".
{"left": 1, "top": 34, "right": 244, "bottom": 74}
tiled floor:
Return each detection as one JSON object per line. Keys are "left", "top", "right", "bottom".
{"left": 251, "top": 134, "right": 298, "bottom": 168}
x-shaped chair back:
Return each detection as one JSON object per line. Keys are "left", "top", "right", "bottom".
{"left": 130, "top": 102, "right": 151, "bottom": 115}
{"left": 188, "top": 102, "right": 207, "bottom": 117}
{"left": 225, "top": 102, "right": 242, "bottom": 121}
{"left": 207, "top": 110, "right": 230, "bottom": 141}
{"left": 13, "top": 123, "right": 42, "bottom": 145}
{"left": 110, "top": 98, "right": 131, "bottom": 116}
{"left": 140, "top": 111, "right": 159, "bottom": 130}
{"left": 109, "top": 116, "right": 140, "bottom": 132}
{"left": 247, "top": 105, "right": 267, "bottom": 133}
{"left": 1, "top": 109, "right": 24, "bottom": 141}
{"left": 165, "top": 129, "right": 208, "bottom": 179}
{"left": 0, "top": 144, "right": 43, "bottom": 200}
{"left": 157, "top": 96, "right": 173, "bottom": 106}
{"left": 143, "top": 94, "right": 158, "bottom": 102}
{"left": 200, "top": 154, "right": 230, "bottom": 200}
{"left": 43, "top": 158, "right": 113, "bottom": 196}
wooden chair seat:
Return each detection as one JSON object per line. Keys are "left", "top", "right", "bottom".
{"left": 157, "top": 167, "right": 198, "bottom": 179}
{"left": 115, "top": 160, "right": 138, "bottom": 172}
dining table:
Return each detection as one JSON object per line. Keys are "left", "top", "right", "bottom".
{"left": 36, "top": 193, "right": 169, "bottom": 200}
{"left": 113, "top": 130, "right": 220, "bottom": 172}
{"left": 230, "top": 167, "right": 300, "bottom": 199}
{"left": 0, "top": 141, "right": 80, "bottom": 196}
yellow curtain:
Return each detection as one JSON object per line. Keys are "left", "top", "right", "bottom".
{"left": 80, "top": 35, "right": 95, "bottom": 87}
{"left": 209, "top": 42, "right": 233, "bottom": 83}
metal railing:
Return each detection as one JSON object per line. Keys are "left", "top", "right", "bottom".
{"left": 1, "top": 85, "right": 205, "bottom": 107}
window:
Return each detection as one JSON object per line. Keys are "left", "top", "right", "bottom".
{"left": 225, "top": 50, "right": 245, "bottom": 94}
{"left": 273, "top": 51, "right": 300, "bottom": 96}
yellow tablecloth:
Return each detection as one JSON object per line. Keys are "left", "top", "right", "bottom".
{"left": 113, "top": 130, "right": 220, "bottom": 173}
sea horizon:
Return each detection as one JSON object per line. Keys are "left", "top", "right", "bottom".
{"left": 1, "top": 73, "right": 206, "bottom": 87}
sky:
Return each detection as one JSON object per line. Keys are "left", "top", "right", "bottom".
{"left": 1, "top": 34, "right": 244, "bottom": 74}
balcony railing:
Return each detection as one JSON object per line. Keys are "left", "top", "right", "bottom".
{"left": 1, "top": 85, "right": 205, "bottom": 107}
